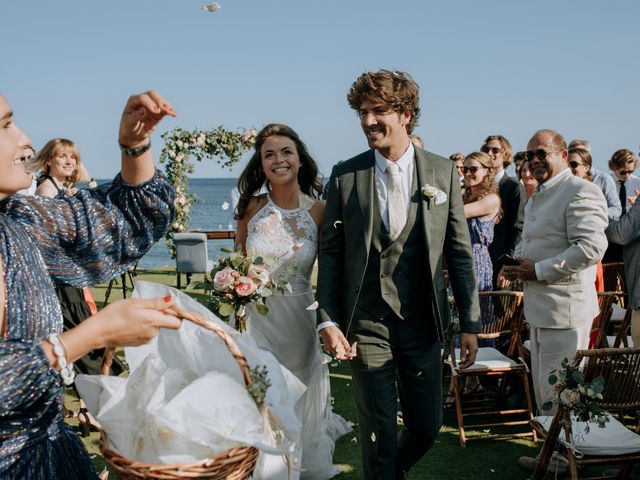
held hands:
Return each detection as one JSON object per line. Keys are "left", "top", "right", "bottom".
{"left": 319, "top": 325, "right": 356, "bottom": 360}
{"left": 88, "top": 296, "right": 181, "bottom": 348}
{"left": 118, "top": 91, "right": 176, "bottom": 148}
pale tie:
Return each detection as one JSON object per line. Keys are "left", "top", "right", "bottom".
{"left": 387, "top": 162, "right": 406, "bottom": 240}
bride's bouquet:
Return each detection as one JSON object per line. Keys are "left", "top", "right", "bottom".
{"left": 207, "top": 247, "right": 290, "bottom": 331}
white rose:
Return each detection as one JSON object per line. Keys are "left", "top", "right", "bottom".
{"left": 421, "top": 185, "right": 438, "bottom": 198}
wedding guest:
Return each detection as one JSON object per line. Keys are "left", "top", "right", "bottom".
{"left": 481, "top": 135, "right": 525, "bottom": 285}
{"left": 604, "top": 148, "right": 639, "bottom": 262}
{"left": 498, "top": 130, "right": 607, "bottom": 475}
{"left": 609, "top": 148, "right": 640, "bottom": 214}
{"left": 30, "top": 138, "right": 125, "bottom": 434}
{"left": 34, "top": 139, "right": 83, "bottom": 197}
{"left": 449, "top": 152, "right": 465, "bottom": 189}
{"left": 317, "top": 69, "right": 480, "bottom": 479}
{"left": 0, "top": 90, "right": 181, "bottom": 479}
{"left": 568, "top": 139, "right": 621, "bottom": 222}
{"left": 234, "top": 123, "right": 350, "bottom": 479}
{"left": 517, "top": 158, "right": 537, "bottom": 199}
{"left": 606, "top": 195, "right": 640, "bottom": 349}
{"left": 513, "top": 151, "right": 527, "bottom": 178}
{"left": 568, "top": 146, "right": 605, "bottom": 297}
{"left": 446, "top": 151, "right": 501, "bottom": 399}
{"left": 409, "top": 134, "right": 424, "bottom": 149}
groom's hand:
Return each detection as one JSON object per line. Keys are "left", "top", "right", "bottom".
{"left": 319, "top": 325, "right": 353, "bottom": 360}
{"left": 458, "top": 333, "right": 478, "bottom": 369}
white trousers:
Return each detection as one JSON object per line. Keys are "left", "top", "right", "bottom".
{"left": 529, "top": 321, "right": 591, "bottom": 415}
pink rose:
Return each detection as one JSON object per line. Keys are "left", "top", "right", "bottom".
{"left": 248, "top": 264, "right": 270, "bottom": 284}
{"left": 235, "top": 276, "right": 257, "bottom": 297}
{"left": 213, "top": 267, "right": 237, "bottom": 292}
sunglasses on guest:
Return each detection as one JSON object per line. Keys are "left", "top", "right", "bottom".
{"left": 525, "top": 149, "right": 559, "bottom": 161}
{"left": 617, "top": 169, "right": 635, "bottom": 176}
{"left": 463, "top": 166, "right": 487, "bottom": 174}
{"left": 569, "top": 161, "right": 586, "bottom": 169}
{"left": 481, "top": 146, "right": 502, "bottom": 155}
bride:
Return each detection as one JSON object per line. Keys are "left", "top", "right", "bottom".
{"left": 234, "top": 124, "right": 350, "bottom": 479}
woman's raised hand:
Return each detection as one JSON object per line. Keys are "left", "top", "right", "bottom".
{"left": 118, "top": 91, "right": 176, "bottom": 149}
{"left": 87, "top": 296, "right": 181, "bottom": 348}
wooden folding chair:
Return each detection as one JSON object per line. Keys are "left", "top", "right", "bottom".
{"left": 531, "top": 347, "right": 640, "bottom": 480}
{"left": 602, "top": 262, "right": 628, "bottom": 307}
{"left": 589, "top": 292, "right": 619, "bottom": 349}
{"left": 446, "top": 291, "right": 537, "bottom": 446}
{"left": 611, "top": 308, "right": 635, "bottom": 348}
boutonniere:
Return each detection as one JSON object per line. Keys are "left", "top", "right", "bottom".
{"left": 421, "top": 184, "right": 448, "bottom": 207}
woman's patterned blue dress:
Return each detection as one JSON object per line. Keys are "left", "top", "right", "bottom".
{"left": 0, "top": 172, "right": 173, "bottom": 479}
{"left": 468, "top": 216, "right": 497, "bottom": 347}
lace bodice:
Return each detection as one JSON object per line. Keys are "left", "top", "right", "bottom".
{"left": 246, "top": 194, "right": 318, "bottom": 294}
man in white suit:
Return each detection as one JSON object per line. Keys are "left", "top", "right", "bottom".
{"left": 498, "top": 129, "right": 608, "bottom": 472}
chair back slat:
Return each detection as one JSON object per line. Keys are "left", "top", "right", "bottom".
{"left": 590, "top": 292, "right": 619, "bottom": 348}
{"left": 601, "top": 262, "right": 627, "bottom": 294}
{"left": 576, "top": 347, "right": 640, "bottom": 411}
{"left": 476, "top": 291, "right": 524, "bottom": 356}
{"left": 613, "top": 308, "right": 634, "bottom": 348}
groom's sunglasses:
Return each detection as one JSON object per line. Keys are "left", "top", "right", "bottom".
{"left": 480, "top": 146, "right": 502, "bottom": 155}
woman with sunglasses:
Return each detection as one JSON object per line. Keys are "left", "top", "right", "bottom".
{"left": 444, "top": 152, "right": 502, "bottom": 401}
{"left": 567, "top": 147, "right": 605, "bottom": 302}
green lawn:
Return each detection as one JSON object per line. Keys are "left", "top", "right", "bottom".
{"left": 74, "top": 268, "right": 541, "bottom": 479}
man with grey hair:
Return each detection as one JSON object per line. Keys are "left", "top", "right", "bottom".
{"left": 500, "top": 129, "right": 608, "bottom": 474}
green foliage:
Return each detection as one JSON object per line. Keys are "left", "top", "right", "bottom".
{"left": 546, "top": 357, "right": 609, "bottom": 431}
{"left": 159, "top": 126, "right": 257, "bottom": 257}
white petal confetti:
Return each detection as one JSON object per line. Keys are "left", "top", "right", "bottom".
{"left": 202, "top": 2, "right": 221, "bottom": 12}
{"left": 221, "top": 201, "right": 230, "bottom": 210}
{"left": 306, "top": 300, "right": 319, "bottom": 311}
{"left": 370, "top": 432, "right": 376, "bottom": 442}
{"left": 333, "top": 220, "right": 342, "bottom": 229}
{"left": 350, "top": 437, "right": 358, "bottom": 443}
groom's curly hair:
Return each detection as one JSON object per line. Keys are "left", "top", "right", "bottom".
{"left": 235, "top": 124, "right": 323, "bottom": 220}
{"left": 347, "top": 69, "right": 421, "bottom": 134}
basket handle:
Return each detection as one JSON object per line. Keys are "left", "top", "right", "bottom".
{"left": 101, "top": 304, "right": 253, "bottom": 387}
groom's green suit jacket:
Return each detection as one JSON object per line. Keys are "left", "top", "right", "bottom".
{"left": 316, "top": 147, "right": 481, "bottom": 339}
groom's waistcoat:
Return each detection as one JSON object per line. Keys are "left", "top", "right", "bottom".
{"left": 356, "top": 167, "right": 432, "bottom": 321}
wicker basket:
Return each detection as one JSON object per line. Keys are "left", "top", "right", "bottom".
{"left": 99, "top": 305, "right": 260, "bottom": 479}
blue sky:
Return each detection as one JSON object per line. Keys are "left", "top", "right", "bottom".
{"left": 2, "top": 1, "right": 638, "bottom": 179}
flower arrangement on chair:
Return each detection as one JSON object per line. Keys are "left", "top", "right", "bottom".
{"left": 542, "top": 357, "right": 609, "bottom": 433}
{"left": 206, "top": 247, "right": 290, "bottom": 332}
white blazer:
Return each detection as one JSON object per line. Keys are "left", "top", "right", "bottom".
{"left": 515, "top": 169, "right": 608, "bottom": 329}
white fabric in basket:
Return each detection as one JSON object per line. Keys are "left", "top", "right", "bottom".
{"left": 77, "top": 281, "right": 303, "bottom": 466}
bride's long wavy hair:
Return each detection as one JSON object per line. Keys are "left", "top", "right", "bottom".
{"left": 235, "top": 124, "right": 323, "bottom": 220}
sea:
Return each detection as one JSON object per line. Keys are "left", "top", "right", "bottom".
{"left": 99, "top": 178, "right": 238, "bottom": 269}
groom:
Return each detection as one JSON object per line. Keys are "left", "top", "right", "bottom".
{"left": 317, "top": 70, "right": 480, "bottom": 479}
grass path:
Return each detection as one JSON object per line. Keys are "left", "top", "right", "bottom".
{"left": 71, "top": 268, "right": 539, "bottom": 479}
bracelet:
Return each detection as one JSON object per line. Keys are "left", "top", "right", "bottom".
{"left": 47, "top": 334, "right": 75, "bottom": 386}
{"left": 119, "top": 140, "right": 151, "bottom": 157}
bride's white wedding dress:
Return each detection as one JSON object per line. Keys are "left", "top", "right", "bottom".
{"left": 245, "top": 193, "right": 351, "bottom": 480}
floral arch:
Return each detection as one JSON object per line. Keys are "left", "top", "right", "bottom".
{"left": 159, "top": 126, "right": 257, "bottom": 256}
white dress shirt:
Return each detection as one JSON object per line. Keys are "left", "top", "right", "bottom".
{"left": 374, "top": 142, "right": 415, "bottom": 231}
{"left": 611, "top": 173, "right": 640, "bottom": 212}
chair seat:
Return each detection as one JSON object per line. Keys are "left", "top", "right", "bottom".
{"left": 606, "top": 335, "right": 634, "bottom": 347}
{"left": 611, "top": 303, "right": 627, "bottom": 322}
{"left": 534, "top": 415, "right": 640, "bottom": 456}
{"left": 451, "top": 347, "right": 519, "bottom": 370}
